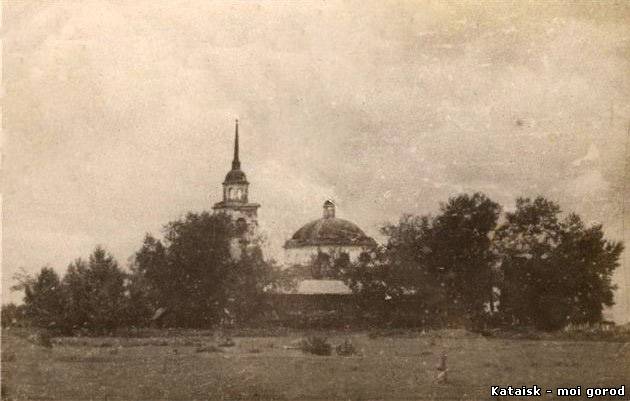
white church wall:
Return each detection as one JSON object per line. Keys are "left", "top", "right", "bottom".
{"left": 283, "top": 245, "right": 367, "bottom": 268}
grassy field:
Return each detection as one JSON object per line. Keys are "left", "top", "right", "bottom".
{"left": 1, "top": 328, "right": 628, "bottom": 401}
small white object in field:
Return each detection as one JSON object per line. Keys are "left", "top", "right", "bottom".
{"left": 436, "top": 369, "right": 448, "bottom": 383}
{"left": 435, "top": 353, "right": 448, "bottom": 383}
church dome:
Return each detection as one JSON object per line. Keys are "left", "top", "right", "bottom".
{"left": 224, "top": 168, "right": 247, "bottom": 184}
{"left": 286, "top": 218, "right": 374, "bottom": 247}
{"left": 284, "top": 201, "right": 375, "bottom": 248}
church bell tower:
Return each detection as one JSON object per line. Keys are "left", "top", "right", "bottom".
{"left": 212, "top": 120, "right": 260, "bottom": 226}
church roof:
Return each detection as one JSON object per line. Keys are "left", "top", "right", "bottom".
{"left": 285, "top": 202, "right": 375, "bottom": 248}
{"left": 295, "top": 279, "right": 352, "bottom": 295}
{"left": 269, "top": 279, "right": 353, "bottom": 295}
{"left": 224, "top": 169, "right": 247, "bottom": 184}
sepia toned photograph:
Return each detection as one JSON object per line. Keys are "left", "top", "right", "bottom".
{"left": 2, "top": 1, "right": 629, "bottom": 400}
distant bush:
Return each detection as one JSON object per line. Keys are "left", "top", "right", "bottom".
{"left": 218, "top": 337, "right": 235, "bottom": 347}
{"left": 300, "top": 336, "right": 332, "bottom": 356}
{"left": 483, "top": 325, "right": 630, "bottom": 342}
{"left": 367, "top": 328, "right": 423, "bottom": 338}
{"left": 335, "top": 339, "right": 357, "bottom": 356}
{"left": 27, "top": 331, "right": 53, "bottom": 348}
{"left": 557, "top": 323, "right": 630, "bottom": 342}
{"left": 195, "top": 345, "right": 223, "bottom": 353}
{"left": 1, "top": 303, "right": 27, "bottom": 328}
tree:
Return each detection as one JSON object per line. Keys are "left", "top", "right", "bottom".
{"left": 380, "top": 214, "right": 444, "bottom": 304}
{"left": 63, "top": 247, "right": 129, "bottom": 333}
{"left": 223, "top": 246, "right": 278, "bottom": 324}
{"left": 557, "top": 214, "right": 622, "bottom": 324}
{"left": 341, "top": 246, "right": 400, "bottom": 322}
{"left": 131, "top": 212, "right": 277, "bottom": 327}
{"left": 21, "top": 267, "right": 65, "bottom": 330}
{"left": 158, "top": 212, "right": 233, "bottom": 327}
{"left": 495, "top": 197, "right": 623, "bottom": 330}
{"left": 373, "top": 193, "right": 501, "bottom": 325}
{"left": 127, "top": 233, "right": 168, "bottom": 324}
{"left": 426, "top": 193, "right": 501, "bottom": 321}
{"left": 1, "top": 303, "right": 26, "bottom": 327}
{"left": 341, "top": 213, "right": 448, "bottom": 327}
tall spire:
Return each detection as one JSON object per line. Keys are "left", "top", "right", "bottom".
{"left": 232, "top": 119, "right": 241, "bottom": 170}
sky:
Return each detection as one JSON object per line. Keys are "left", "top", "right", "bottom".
{"left": 3, "top": 1, "right": 630, "bottom": 322}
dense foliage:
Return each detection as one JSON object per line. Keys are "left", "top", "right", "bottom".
{"left": 342, "top": 194, "right": 622, "bottom": 331}
{"left": 10, "top": 213, "right": 276, "bottom": 333}
{"left": 63, "top": 248, "right": 130, "bottom": 333}
{"left": 9, "top": 248, "right": 130, "bottom": 334}
{"left": 7, "top": 195, "right": 623, "bottom": 333}
{"left": 22, "top": 267, "right": 66, "bottom": 330}
{"left": 131, "top": 212, "right": 277, "bottom": 327}
{"left": 0, "top": 303, "right": 26, "bottom": 327}
{"left": 342, "top": 193, "right": 500, "bottom": 327}
{"left": 494, "top": 197, "right": 623, "bottom": 330}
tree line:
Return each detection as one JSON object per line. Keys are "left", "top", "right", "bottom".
{"left": 3, "top": 194, "right": 623, "bottom": 334}
{"left": 341, "top": 194, "right": 622, "bottom": 331}
{"left": 6, "top": 212, "right": 276, "bottom": 334}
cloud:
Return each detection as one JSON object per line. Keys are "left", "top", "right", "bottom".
{"left": 566, "top": 169, "right": 609, "bottom": 198}
{"left": 572, "top": 144, "right": 600, "bottom": 166}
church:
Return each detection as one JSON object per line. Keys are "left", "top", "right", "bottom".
{"left": 212, "top": 120, "right": 376, "bottom": 295}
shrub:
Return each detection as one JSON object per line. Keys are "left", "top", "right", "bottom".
{"left": 217, "top": 335, "right": 235, "bottom": 347}
{"left": 336, "top": 339, "right": 357, "bottom": 356}
{"left": 195, "top": 345, "right": 223, "bottom": 353}
{"left": 27, "top": 331, "right": 53, "bottom": 348}
{"left": 300, "top": 336, "right": 332, "bottom": 356}
{"left": 1, "top": 303, "right": 27, "bottom": 328}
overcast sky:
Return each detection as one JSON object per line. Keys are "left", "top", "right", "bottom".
{"left": 3, "top": 1, "right": 629, "bottom": 322}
